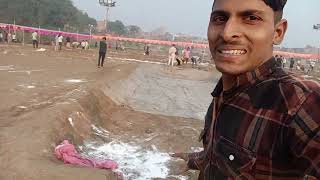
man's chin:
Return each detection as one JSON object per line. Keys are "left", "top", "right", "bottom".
{"left": 215, "top": 65, "right": 247, "bottom": 76}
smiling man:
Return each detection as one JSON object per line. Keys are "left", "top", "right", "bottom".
{"left": 171, "top": 0, "right": 320, "bottom": 179}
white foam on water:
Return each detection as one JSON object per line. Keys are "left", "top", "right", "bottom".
{"left": 0, "top": 65, "right": 14, "bottom": 71}
{"left": 17, "top": 106, "right": 27, "bottom": 109}
{"left": 18, "top": 84, "right": 36, "bottom": 89}
{"left": 64, "top": 79, "right": 86, "bottom": 83}
{"left": 68, "top": 117, "right": 74, "bottom": 127}
{"left": 82, "top": 141, "right": 172, "bottom": 180}
{"left": 36, "top": 48, "right": 46, "bottom": 52}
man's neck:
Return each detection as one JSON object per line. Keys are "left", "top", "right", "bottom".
{"left": 222, "top": 74, "right": 237, "bottom": 91}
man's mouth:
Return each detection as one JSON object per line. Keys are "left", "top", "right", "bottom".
{"left": 217, "top": 49, "right": 247, "bottom": 56}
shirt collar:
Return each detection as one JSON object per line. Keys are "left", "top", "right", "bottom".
{"left": 211, "top": 57, "right": 277, "bottom": 97}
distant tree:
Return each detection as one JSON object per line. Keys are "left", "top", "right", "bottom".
{"left": 0, "top": 0, "right": 96, "bottom": 32}
{"left": 108, "top": 20, "right": 127, "bottom": 35}
{"left": 127, "top": 25, "right": 142, "bottom": 37}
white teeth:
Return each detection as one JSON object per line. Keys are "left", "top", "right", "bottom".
{"left": 221, "top": 50, "right": 245, "bottom": 55}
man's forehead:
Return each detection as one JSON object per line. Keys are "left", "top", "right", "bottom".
{"left": 213, "top": 0, "right": 286, "bottom": 12}
{"left": 213, "top": 0, "right": 272, "bottom": 13}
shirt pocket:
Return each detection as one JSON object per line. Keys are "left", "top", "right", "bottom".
{"left": 215, "top": 136, "right": 256, "bottom": 178}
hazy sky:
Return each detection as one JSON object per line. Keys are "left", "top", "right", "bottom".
{"left": 72, "top": 0, "right": 320, "bottom": 48}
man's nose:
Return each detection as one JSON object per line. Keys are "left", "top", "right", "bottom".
{"left": 220, "top": 18, "right": 242, "bottom": 42}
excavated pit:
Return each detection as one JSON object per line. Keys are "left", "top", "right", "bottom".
{"left": 0, "top": 44, "right": 219, "bottom": 180}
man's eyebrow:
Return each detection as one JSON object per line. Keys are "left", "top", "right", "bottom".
{"left": 211, "top": 9, "right": 266, "bottom": 17}
{"left": 211, "top": 10, "right": 230, "bottom": 16}
{"left": 239, "top": 9, "right": 266, "bottom": 16}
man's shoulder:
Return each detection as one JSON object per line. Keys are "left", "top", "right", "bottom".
{"left": 277, "top": 72, "right": 320, "bottom": 95}
{"left": 274, "top": 71, "right": 320, "bottom": 114}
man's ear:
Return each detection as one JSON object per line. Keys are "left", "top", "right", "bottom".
{"left": 273, "top": 19, "right": 288, "bottom": 45}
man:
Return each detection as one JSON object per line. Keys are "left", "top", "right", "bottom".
{"left": 66, "top": 37, "right": 71, "bottom": 48}
{"left": 7, "top": 32, "right": 12, "bottom": 43}
{"left": 12, "top": 33, "right": 16, "bottom": 43}
{"left": 0, "top": 31, "right": 3, "bottom": 42}
{"left": 58, "top": 35, "right": 63, "bottom": 50}
{"left": 290, "top": 57, "right": 295, "bottom": 70}
{"left": 54, "top": 34, "right": 59, "bottom": 51}
{"left": 32, "top": 31, "right": 38, "bottom": 48}
{"left": 182, "top": 47, "right": 191, "bottom": 64}
{"left": 168, "top": 44, "right": 177, "bottom": 66}
{"left": 282, "top": 56, "right": 287, "bottom": 68}
{"left": 171, "top": 0, "right": 320, "bottom": 179}
{"left": 98, "top": 37, "right": 107, "bottom": 68}
{"left": 145, "top": 44, "right": 150, "bottom": 55}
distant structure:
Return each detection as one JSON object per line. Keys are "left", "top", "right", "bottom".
{"left": 99, "top": 0, "right": 116, "bottom": 34}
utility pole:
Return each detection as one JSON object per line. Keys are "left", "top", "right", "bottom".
{"left": 89, "top": 24, "right": 94, "bottom": 46}
{"left": 99, "top": 0, "right": 116, "bottom": 34}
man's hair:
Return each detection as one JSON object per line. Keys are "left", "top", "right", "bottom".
{"left": 212, "top": 0, "right": 287, "bottom": 22}
{"left": 262, "top": 0, "right": 287, "bottom": 22}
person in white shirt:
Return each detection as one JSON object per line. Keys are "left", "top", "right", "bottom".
{"left": 7, "top": 33, "right": 12, "bottom": 43}
{"left": 0, "top": 32, "right": 3, "bottom": 42}
{"left": 58, "top": 35, "right": 63, "bottom": 50}
{"left": 32, "top": 31, "right": 38, "bottom": 48}
{"left": 168, "top": 44, "right": 177, "bottom": 67}
{"left": 12, "top": 33, "right": 16, "bottom": 43}
{"left": 54, "top": 34, "right": 59, "bottom": 51}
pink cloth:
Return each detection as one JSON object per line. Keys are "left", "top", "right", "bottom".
{"left": 55, "top": 140, "right": 118, "bottom": 170}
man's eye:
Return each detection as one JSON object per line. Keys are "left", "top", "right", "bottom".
{"left": 245, "top": 15, "right": 261, "bottom": 21}
{"left": 211, "top": 16, "right": 227, "bottom": 23}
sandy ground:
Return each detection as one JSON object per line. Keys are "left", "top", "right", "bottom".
{"left": 0, "top": 44, "right": 220, "bottom": 180}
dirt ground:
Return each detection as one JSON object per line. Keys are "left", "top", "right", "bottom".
{"left": 0, "top": 43, "right": 220, "bottom": 180}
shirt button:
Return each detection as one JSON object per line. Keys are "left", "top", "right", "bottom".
{"left": 229, "top": 154, "right": 235, "bottom": 161}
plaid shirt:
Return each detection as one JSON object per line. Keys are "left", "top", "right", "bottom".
{"left": 187, "top": 58, "right": 320, "bottom": 180}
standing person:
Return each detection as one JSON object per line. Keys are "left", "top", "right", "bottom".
{"left": 0, "top": 31, "right": 3, "bottom": 42}
{"left": 168, "top": 44, "right": 177, "bottom": 67}
{"left": 58, "top": 34, "right": 63, "bottom": 50}
{"left": 7, "top": 32, "right": 12, "bottom": 43}
{"left": 32, "top": 31, "right": 38, "bottom": 48}
{"left": 171, "top": 0, "right": 320, "bottom": 179}
{"left": 12, "top": 33, "right": 16, "bottom": 43}
{"left": 145, "top": 44, "right": 150, "bottom": 55}
{"left": 54, "top": 34, "right": 59, "bottom": 51}
{"left": 282, "top": 56, "right": 287, "bottom": 68}
{"left": 98, "top": 37, "right": 107, "bottom": 68}
{"left": 66, "top": 37, "right": 71, "bottom": 48}
{"left": 310, "top": 60, "right": 316, "bottom": 72}
{"left": 4, "top": 31, "right": 8, "bottom": 43}
{"left": 289, "top": 57, "right": 295, "bottom": 70}
{"left": 182, "top": 47, "right": 191, "bottom": 64}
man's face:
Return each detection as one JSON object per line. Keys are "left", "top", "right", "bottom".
{"left": 208, "top": 0, "right": 287, "bottom": 75}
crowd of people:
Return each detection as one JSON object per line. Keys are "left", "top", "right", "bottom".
{"left": 275, "top": 54, "right": 318, "bottom": 73}
{"left": 0, "top": 30, "right": 17, "bottom": 43}
{"left": 167, "top": 44, "right": 202, "bottom": 68}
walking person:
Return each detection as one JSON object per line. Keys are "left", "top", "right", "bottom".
{"left": 98, "top": 37, "right": 107, "bottom": 68}
{"left": 168, "top": 44, "right": 177, "bottom": 67}
{"left": 32, "top": 31, "right": 38, "bottom": 48}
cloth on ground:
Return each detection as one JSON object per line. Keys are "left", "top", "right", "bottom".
{"left": 55, "top": 140, "right": 118, "bottom": 170}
